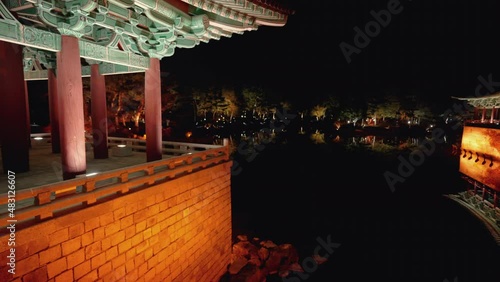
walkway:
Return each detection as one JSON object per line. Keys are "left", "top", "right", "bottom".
{"left": 444, "top": 193, "right": 500, "bottom": 246}
{"left": 0, "top": 139, "right": 149, "bottom": 194}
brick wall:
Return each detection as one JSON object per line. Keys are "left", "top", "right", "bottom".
{"left": 0, "top": 161, "right": 233, "bottom": 282}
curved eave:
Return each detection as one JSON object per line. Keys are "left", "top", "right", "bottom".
{"left": 254, "top": 17, "right": 287, "bottom": 27}
{"left": 208, "top": 20, "right": 254, "bottom": 32}
{"left": 182, "top": 0, "right": 289, "bottom": 26}
{"left": 452, "top": 93, "right": 500, "bottom": 108}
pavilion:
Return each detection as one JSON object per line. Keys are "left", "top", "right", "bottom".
{"left": 448, "top": 92, "right": 500, "bottom": 244}
{"left": 0, "top": 1, "right": 294, "bottom": 281}
{"left": 0, "top": 0, "right": 294, "bottom": 179}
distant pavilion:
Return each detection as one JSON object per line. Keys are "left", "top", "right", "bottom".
{"left": 449, "top": 92, "right": 500, "bottom": 243}
{"left": 453, "top": 92, "right": 500, "bottom": 125}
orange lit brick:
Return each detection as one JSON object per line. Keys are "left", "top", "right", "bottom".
{"left": 61, "top": 237, "right": 81, "bottom": 256}
{"left": 104, "top": 221, "right": 121, "bottom": 237}
{"left": 90, "top": 252, "right": 106, "bottom": 270}
{"left": 130, "top": 233, "right": 143, "bottom": 247}
{"left": 143, "top": 228, "right": 152, "bottom": 240}
{"left": 55, "top": 269, "right": 72, "bottom": 282}
{"left": 93, "top": 227, "right": 105, "bottom": 241}
{"left": 68, "top": 223, "right": 84, "bottom": 239}
{"left": 113, "top": 207, "right": 126, "bottom": 220}
{"left": 67, "top": 249, "right": 85, "bottom": 269}
{"left": 133, "top": 208, "right": 149, "bottom": 223}
{"left": 124, "top": 225, "right": 136, "bottom": 239}
{"left": 145, "top": 195, "right": 156, "bottom": 207}
{"left": 81, "top": 231, "right": 94, "bottom": 247}
{"left": 79, "top": 269, "right": 98, "bottom": 281}
{"left": 73, "top": 261, "right": 90, "bottom": 280}
{"left": 125, "top": 269, "right": 138, "bottom": 282}
{"left": 97, "top": 261, "right": 112, "bottom": 277}
{"left": 105, "top": 246, "right": 118, "bottom": 261}
{"left": 155, "top": 194, "right": 164, "bottom": 204}
{"left": 125, "top": 202, "right": 138, "bottom": 216}
{"left": 125, "top": 248, "right": 136, "bottom": 261}
{"left": 101, "top": 237, "right": 111, "bottom": 251}
{"left": 135, "top": 240, "right": 149, "bottom": 254}
{"left": 85, "top": 241, "right": 101, "bottom": 260}
{"left": 120, "top": 215, "right": 134, "bottom": 229}
{"left": 99, "top": 212, "right": 114, "bottom": 226}
{"left": 21, "top": 266, "right": 47, "bottom": 282}
{"left": 143, "top": 248, "right": 153, "bottom": 261}
{"left": 39, "top": 245, "right": 62, "bottom": 265}
{"left": 147, "top": 255, "right": 158, "bottom": 270}
{"left": 112, "top": 253, "right": 126, "bottom": 269}
{"left": 144, "top": 268, "right": 156, "bottom": 281}
{"left": 16, "top": 254, "right": 40, "bottom": 278}
{"left": 49, "top": 229, "right": 69, "bottom": 247}
{"left": 125, "top": 258, "right": 135, "bottom": 273}
{"left": 47, "top": 257, "right": 66, "bottom": 279}
{"left": 118, "top": 239, "right": 132, "bottom": 254}
{"left": 84, "top": 217, "right": 100, "bottom": 232}
{"left": 135, "top": 220, "right": 147, "bottom": 233}
{"left": 137, "top": 262, "right": 148, "bottom": 278}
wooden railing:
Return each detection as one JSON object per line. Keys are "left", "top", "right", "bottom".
{"left": 107, "top": 137, "right": 223, "bottom": 155}
{"left": 0, "top": 136, "right": 229, "bottom": 230}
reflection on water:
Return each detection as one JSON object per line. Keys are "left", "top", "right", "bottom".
{"left": 225, "top": 125, "right": 500, "bottom": 282}
{"left": 218, "top": 127, "right": 455, "bottom": 160}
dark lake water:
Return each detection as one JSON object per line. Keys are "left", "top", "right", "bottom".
{"left": 227, "top": 130, "right": 500, "bottom": 282}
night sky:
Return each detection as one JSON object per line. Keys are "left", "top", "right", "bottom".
{"left": 162, "top": 0, "right": 500, "bottom": 109}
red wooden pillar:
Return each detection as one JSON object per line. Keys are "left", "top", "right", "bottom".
{"left": 25, "top": 80, "right": 31, "bottom": 149}
{"left": 0, "top": 41, "right": 30, "bottom": 173}
{"left": 90, "top": 64, "right": 108, "bottom": 159}
{"left": 491, "top": 106, "right": 496, "bottom": 123}
{"left": 57, "top": 35, "right": 86, "bottom": 179}
{"left": 481, "top": 108, "right": 486, "bottom": 122}
{"left": 48, "top": 68, "right": 61, "bottom": 153}
{"left": 145, "top": 58, "right": 162, "bottom": 162}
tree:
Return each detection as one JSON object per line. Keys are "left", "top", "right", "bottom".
{"left": 338, "top": 95, "right": 364, "bottom": 125}
{"left": 105, "top": 73, "right": 145, "bottom": 126}
{"left": 242, "top": 86, "right": 266, "bottom": 119}
{"left": 161, "top": 74, "right": 180, "bottom": 125}
{"left": 222, "top": 87, "right": 239, "bottom": 121}
{"left": 366, "top": 93, "right": 400, "bottom": 125}
{"left": 310, "top": 105, "right": 327, "bottom": 121}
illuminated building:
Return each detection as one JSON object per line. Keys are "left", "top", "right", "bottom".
{"left": 449, "top": 92, "right": 500, "bottom": 243}
{"left": 0, "top": 1, "right": 293, "bottom": 281}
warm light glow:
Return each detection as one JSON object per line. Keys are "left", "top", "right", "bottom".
{"left": 34, "top": 137, "right": 43, "bottom": 140}
{"left": 185, "top": 131, "right": 192, "bottom": 138}
{"left": 117, "top": 144, "right": 126, "bottom": 148}
{"left": 460, "top": 126, "right": 499, "bottom": 190}
{"left": 86, "top": 172, "right": 98, "bottom": 176}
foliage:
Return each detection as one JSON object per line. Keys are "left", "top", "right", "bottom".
{"left": 310, "top": 105, "right": 327, "bottom": 120}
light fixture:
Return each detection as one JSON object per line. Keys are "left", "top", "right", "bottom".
{"left": 482, "top": 154, "right": 487, "bottom": 165}
{"left": 475, "top": 152, "right": 479, "bottom": 162}
{"left": 468, "top": 151, "right": 473, "bottom": 160}
{"left": 117, "top": 144, "right": 126, "bottom": 148}
{"left": 34, "top": 137, "right": 43, "bottom": 140}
